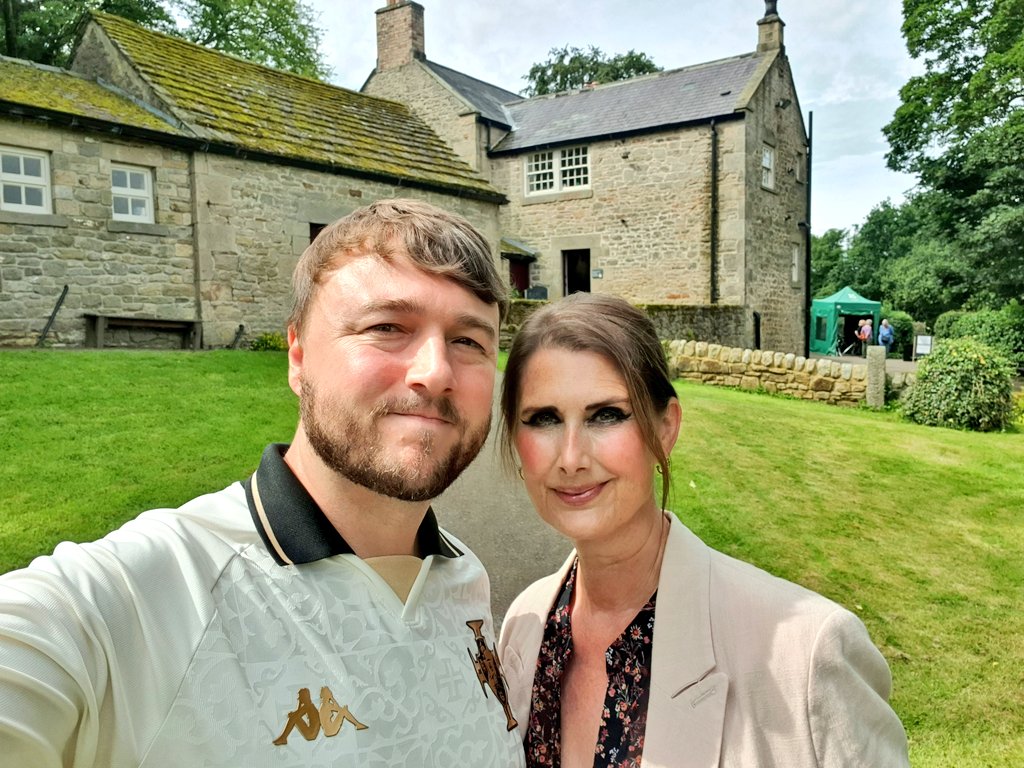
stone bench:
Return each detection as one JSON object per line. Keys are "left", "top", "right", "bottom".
{"left": 83, "top": 313, "right": 202, "bottom": 350}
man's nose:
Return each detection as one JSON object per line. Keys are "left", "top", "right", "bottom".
{"left": 406, "top": 335, "right": 455, "bottom": 395}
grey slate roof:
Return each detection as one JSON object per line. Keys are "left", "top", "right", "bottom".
{"left": 424, "top": 60, "right": 519, "bottom": 127}
{"left": 491, "top": 52, "right": 764, "bottom": 154}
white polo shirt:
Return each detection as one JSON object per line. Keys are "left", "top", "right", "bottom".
{"left": 0, "top": 444, "right": 525, "bottom": 767}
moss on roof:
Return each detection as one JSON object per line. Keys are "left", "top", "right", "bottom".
{"left": 0, "top": 55, "right": 182, "bottom": 135}
{"left": 90, "top": 12, "right": 500, "bottom": 199}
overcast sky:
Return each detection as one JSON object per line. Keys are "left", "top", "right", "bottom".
{"left": 306, "top": 0, "right": 922, "bottom": 235}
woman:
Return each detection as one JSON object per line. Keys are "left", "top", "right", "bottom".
{"left": 498, "top": 293, "right": 908, "bottom": 767}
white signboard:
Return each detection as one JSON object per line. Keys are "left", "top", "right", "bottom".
{"left": 914, "top": 335, "right": 933, "bottom": 360}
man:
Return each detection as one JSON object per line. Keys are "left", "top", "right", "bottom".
{"left": 0, "top": 199, "right": 526, "bottom": 767}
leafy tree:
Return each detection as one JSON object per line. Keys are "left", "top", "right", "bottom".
{"left": 810, "top": 228, "right": 848, "bottom": 298}
{"left": 883, "top": 0, "right": 1024, "bottom": 304}
{"left": 522, "top": 45, "right": 661, "bottom": 97}
{"left": 0, "top": 0, "right": 329, "bottom": 78}
{"left": 175, "top": 0, "right": 329, "bottom": 79}
{"left": 1, "top": 0, "right": 172, "bottom": 64}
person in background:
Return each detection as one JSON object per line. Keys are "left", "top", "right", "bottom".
{"left": 497, "top": 292, "right": 909, "bottom": 767}
{"left": 878, "top": 318, "right": 895, "bottom": 355}
{"left": 0, "top": 199, "right": 525, "bottom": 768}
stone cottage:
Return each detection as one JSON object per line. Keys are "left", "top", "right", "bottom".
{"left": 0, "top": 12, "right": 503, "bottom": 348}
{"left": 364, "top": 0, "right": 810, "bottom": 352}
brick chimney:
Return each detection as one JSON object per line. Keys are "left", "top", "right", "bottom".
{"left": 375, "top": 0, "right": 425, "bottom": 72}
{"left": 757, "top": 0, "right": 785, "bottom": 53}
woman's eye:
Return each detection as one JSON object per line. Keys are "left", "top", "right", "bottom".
{"left": 521, "top": 410, "right": 559, "bottom": 428}
{"left": 590, "top": 407, "right": 630, "bottom": 425}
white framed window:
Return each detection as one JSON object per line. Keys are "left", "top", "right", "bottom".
{"left": 111, "top": 164, "right": 154, "bottom": 222}
{"left": 761, "top": 144, "right": 776, "bottom": 190}
{"left": 0, "top": 146, "right": 51, "bottom": 214}
{"left": 791, "top": 244, "right": 801, "bottom": 286}
{"left": 525, "top": 146, "right": 590, "bottom": 195}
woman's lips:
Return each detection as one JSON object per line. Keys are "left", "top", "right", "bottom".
{"left": 553, "top": 482, "right": 607, "bottom": 505}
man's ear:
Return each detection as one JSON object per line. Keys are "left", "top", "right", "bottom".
{"left": 287, "top": 325, "right": 303, "bottom": 397}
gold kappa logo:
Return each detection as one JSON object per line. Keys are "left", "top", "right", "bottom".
{"left": 466, "top": 619, "right": 518, "bottom": 731}
{"left": 273, "top": 686, "right": 368, "bottom": 746}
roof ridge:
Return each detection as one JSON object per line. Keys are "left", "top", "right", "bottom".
{"left": 507, "top": 50, "right": 759, "bottom": 104}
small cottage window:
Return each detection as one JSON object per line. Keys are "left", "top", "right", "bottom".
{"left": 0, "top": 146, "right": 51, "bottom": 214}
{"left": 761, "top": 145, "right": 775, "bottom": 190}
{"left": 525, "top": 146, "right": 590, "bottom": 195}
{"left": 111, "top": 164, "right": 154, "bottom": 223}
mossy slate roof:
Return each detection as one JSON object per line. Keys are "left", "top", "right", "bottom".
{"left": 0, "top": 55, "right": 183, "bottom": 135}
{"left": 89, "top": 13, "right": 499, "bottom": 199}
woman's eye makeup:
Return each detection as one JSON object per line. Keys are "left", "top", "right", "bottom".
{"left": 519, "top": 406, "right": 631, "bottom": 428}
{"left": 589, "top": 406, "right": 631, "bottom": 425}
{"left": 521, "top": 409, "right": 560, "bottom": 427}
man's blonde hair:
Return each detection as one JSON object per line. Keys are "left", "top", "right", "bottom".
{"left": 289, "top": 198, "right": 508, "bottom": 334}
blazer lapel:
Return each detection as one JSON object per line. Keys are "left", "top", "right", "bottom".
{"left": 642, "top": 516, "right": 729, "bottom": 767}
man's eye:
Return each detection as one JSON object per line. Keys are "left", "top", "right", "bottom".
{"left": 367, "top": 324, "right": 399, "bottom": 333}
{"left": 453, "top": 336, "right": 486, "bottom": 351}
{"left": 590, "top": 407, "right": 630, "bottom": 425}
{"left": 521, "top": 411, "right": 559, "bottom": 428}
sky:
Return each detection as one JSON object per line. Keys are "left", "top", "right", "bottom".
{"left": 306, "top": 0, "right": 922, "bottom": 235}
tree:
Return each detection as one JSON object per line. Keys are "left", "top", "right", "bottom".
{"left": 810, "top": 228, "right": 848, "bottom": 298}
{"left": 522, "top": 45, "right": 661, "bottom": 97}
{"left": 175, "top": 0, "right": 329, "bottom": 79}
{"left": 883, "top": 0, "right": 1024, "bottom": 305}
{"left": 2, "top": 0, "right": 172, "bottom": 64}
{"left": 0, "top": 0, "right": 329, "bottom": 79}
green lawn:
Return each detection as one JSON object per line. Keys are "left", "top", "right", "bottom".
{"left": 1, "top": 349, "right": 1022, "bottom": 765}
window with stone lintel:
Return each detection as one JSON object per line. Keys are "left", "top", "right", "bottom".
{"left": 525, "top": 146, "right": 590, "bottom": 196}
{"left": 1, "top": 146, "right": 51, "bottom": 214}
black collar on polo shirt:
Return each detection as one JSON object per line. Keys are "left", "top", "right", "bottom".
{"left": 244, "top": 443, "right": 463, "bottom": 566}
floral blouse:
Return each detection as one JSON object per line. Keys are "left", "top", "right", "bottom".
{"left": 525, "top": 559, "right": 657, "bottom": 768}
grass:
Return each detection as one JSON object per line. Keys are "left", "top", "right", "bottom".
{"left": 668, "top": 382, "right": 1024, "bottom": 766}
{"left": 1, "top": 350, "right": 1022, "bottom": 765}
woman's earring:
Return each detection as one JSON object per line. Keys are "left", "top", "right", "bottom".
{"left": 655, "top": 464, "right": 663, "bottom": 475}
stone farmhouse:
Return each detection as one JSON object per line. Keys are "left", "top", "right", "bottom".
{"left": 364, "top": 0, "right": 810, "bottom": 352}
{"left": 1, "top": 3, "right": 808, "bottom": 353}
{"left": 0, "top": 12, "right": 503, "bottom": 348}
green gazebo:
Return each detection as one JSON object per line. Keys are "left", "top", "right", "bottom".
{"left": 809, "top": 286, "right": 881, "bottom": 355}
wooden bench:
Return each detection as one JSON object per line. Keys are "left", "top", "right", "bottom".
{"left": 84, "top": 313, "right": 202, "bottom": 350}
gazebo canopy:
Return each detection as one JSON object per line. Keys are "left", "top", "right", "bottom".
{"left": 809, "top": 286, "right": 881, "bottom": 354}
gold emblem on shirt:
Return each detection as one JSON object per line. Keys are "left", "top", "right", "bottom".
{"left": 466, "top": 619, "right": 518, "bottom": 731}
{"left": 273, "top": 686, "right": 368, "bottom": 746}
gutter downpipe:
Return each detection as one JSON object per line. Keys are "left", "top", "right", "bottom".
{"left": 802, "top": 111, "right": 813, "bottom": 357}
{"left": 710, "top": 119, "right": 719, "bottom": 304}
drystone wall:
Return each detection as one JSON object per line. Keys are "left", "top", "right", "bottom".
{"left": 664, "top": 340, "right": 915, "bottom": 407}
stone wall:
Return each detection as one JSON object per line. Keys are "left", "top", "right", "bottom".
{"left": 489, "top": 123, "right": 747, "bottom": 313}
{"left": 192, "top": 154, "right": 500, "bottom": 346}
{"left": 664, "top": 340, "right": 916, "bottom": 407}
{"left": 741, "top": 53, "right": 808, "bottom": 353}
{"left": 501, "top": 300, "right": 750, "bottom": 350}
{"left": 0, "top": 120, "right": 195, "bottom": 347}
{"left": 1, "top": 119, "right": 503, "bottom": 348}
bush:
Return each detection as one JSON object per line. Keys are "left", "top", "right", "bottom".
{"left": 249, "top": 331, "right": 288, "bottom": 351}
{"left": 885, "top": 310, "right": 915, "bottom": 360}
{"left": 934, "top": 310, "right": 966, "bottom": 339}
{"left": 901, "top": 338, "right": 1015, "bottom": 431}
{"left": 942, "top": 305, "right": 1024, "bottom": 370}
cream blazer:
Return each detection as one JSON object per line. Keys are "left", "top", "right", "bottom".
{"left": 498, "top": 515, "right": 909, "bottom": 767}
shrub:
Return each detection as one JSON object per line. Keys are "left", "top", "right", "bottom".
{"left": 933, "top": 310, "right": 966, "bottom": 339}
{"left": 249, "top": 331, "right": 288, "bottom": 351}
{"left": 943, "top": 305, "right": 1024, "bottom": 370}
{"left": 885, "top": 310, "right": 915, "bottom": 360}
{"left": 901, "top": 338, "right": 1015, "bottom": 431}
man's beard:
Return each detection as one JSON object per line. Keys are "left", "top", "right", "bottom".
{"left": 300, "top": 378, "right": 490, "bottom": 502}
